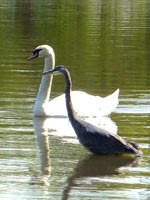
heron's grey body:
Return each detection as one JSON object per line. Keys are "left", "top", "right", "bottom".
{"left": 42, "top": 66, "right": 142, "bottom": 156}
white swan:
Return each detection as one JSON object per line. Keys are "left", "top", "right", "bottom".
{"left": 28, "top": 45, "right": 119, "bottom": 117}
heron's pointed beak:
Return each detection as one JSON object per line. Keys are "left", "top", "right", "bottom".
{"left": 41, "top": 70, "right": 52, "bottom": 76}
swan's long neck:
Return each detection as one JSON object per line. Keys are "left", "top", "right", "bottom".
{"left": 63, "top": 70, "right": 78, "bottom": 122}
{"left": 36, "top": 55, "right": 55, "bottom": 103}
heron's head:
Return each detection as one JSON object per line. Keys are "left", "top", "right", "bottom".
{"left": 41, "top": 65, "right": 68, "bottom": 76}
{"left": 27, "top": 45, "right": 54, "bottom": 60}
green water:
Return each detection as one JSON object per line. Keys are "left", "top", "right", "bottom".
{"left": 0, "top": 0, "right": 150, "bottom": 199}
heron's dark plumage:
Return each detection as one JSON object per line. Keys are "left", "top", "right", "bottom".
{"left": 70, "top": 118, "right": 142, "bottom": 155}
{"left": 42, "top": 66, "right": 142, "bottom": 156}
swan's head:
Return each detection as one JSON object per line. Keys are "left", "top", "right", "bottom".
{"left": 27, "top": 45, "right": 55, "bottom": 60}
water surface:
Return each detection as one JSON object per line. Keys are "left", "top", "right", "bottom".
{"left": 0, "top": 0, "right": 150, "bottom": 199}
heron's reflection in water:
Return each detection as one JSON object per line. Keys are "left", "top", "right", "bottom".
{"left": 31, "top": 115, "right": 118, "bottom": 187}
{"left": 32, "top": 116, "right": 141, "bottom": 199}
{"left": 62, "top": 155, "right": 141, "bottom": 200}
{"left": 32, "top": 117, "right": 51, "bottom": 186}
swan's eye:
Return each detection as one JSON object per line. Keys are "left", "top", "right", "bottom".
{"left": 27, "top": 48, "right": 42, "bottom": 60}
{"left": 32, "top": 48, "right": 42, "bottom": 56}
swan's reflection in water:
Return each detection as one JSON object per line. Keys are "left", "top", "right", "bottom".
{"left": 32, "top": 117, "right": 51, "bottom": 186}
{"left": 34, "top": 116, "right": 118, "bottom": 144}
{"left": 32, "top": 115, "right": 119, "bottom": 186}
{"left": 62, "top": 155, "right": 141, "bottom": 200}
{"left": 33, "top": 117, "right": 141, "bottom": 197}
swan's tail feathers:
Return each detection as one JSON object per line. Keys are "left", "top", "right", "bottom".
{"left": 100, "top": 88, "right": 120, "bottom": 116}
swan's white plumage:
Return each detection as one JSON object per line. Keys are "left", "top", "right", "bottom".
{"left": 35, "top": 89, "right": 119, "bottom": 117}
{"left": 28, "top": 45, "right": 119, "bottom": 117}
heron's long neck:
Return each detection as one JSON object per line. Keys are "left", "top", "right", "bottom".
{"left": 63, "top": 71, "right": 78, "bottom": 122}
{"left": 36, "top": 56, "right": 55, "bottom": 103}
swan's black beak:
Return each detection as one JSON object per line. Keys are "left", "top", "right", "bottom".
{"left": 27, "top": 52, "right": 38, "bottom": 60}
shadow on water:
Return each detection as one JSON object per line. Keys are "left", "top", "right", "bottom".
{"left": 61, "top": 155, "right": 141, "bottom": 200}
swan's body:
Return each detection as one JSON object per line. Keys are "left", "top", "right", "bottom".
{"left": 36, "top": 89, "right": 119, "bottom": 117}
{"left": 28, "top": 45, "right": 119, "bottom": 117}
{"left": 41, "top": 66, "right": 142, "bottom": 156}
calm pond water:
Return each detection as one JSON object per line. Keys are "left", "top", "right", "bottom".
{"left": 0, "top": 0, "right": 150, "bottom": 199}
